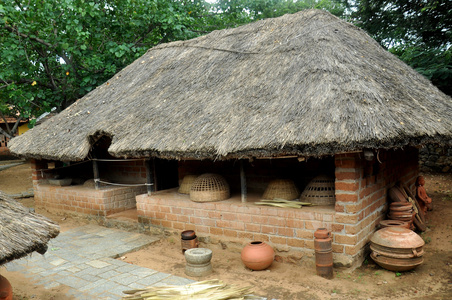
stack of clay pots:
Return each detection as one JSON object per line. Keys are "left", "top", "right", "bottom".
{"left": 370, "top": 227, "right": 425, "bottom": 272}
{"left": 387, "top": 202, "right": 415, "bottom": 230}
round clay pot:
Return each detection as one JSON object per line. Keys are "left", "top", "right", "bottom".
{"left": 314, "top": 228, "right": 331, "bottom": 239}
{"left": 0, "top": 275, "right": 12, "bottom": 300}
{"left": 181, "top": 230, "right": 196, "bottom": 240}
{"left": 241, "top": 241, "right": 275, "bottom": 271}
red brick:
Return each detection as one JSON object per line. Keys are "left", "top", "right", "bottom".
{"left": 334, "top": 234, "right": 358, "bottom": 245}
{"left": 335, "top": 193, "right": 358, "bottom": 203}
{"left": 221, "top": 212, "right": 237, "bottom": 221}
{"left": 335, "top": 181, "right": 359, "bottom": 192}
{"left": 210, "top": 227, "right": 224, "bottom": 236}
{"left": 331, "top": 224, "right": 344, "bottom": 232}
{"left": 305, "top": 220, "right": 323, "bottom": 230}
{"left": 295, "top": 230, "right": 313, "bottom": 239}
{"left": 287, "top": 238, "right": 305, "bottom": 248}
{"left": 332, "top": 244, "right": 344, "bottom": 253}
{"left": 224, "top": 229, "right": 238, "bottom": 238}
{"left": 245, "top": 223, "right": 261, "bottom": 232}
{"left": 237, "top": 231, "right": 254, "bottom": 240}
{"left": 335, "top": 171, "right": 361, "bottom": 180}
{"left": 261, "top": 225, "right": 277, "bottom": 235}
{"left": 195, "top": 225, "right": 210, "bottom": 233}
{"left": 278, "top": 227, "right": 295, "bottom": 237}
{"left": 286, "top": 219, "right": 304, "bottom": 229}
{"left": 335, "top": 213, "right": 359, "bottom": 224}
{"left": 267, "top": 217, "right": 285, "bottom": 227}
{"left": 270, "top": 236, "right": 287, "bottom": 245}
{"left": 253, "top": 234, "right": 269, "bottom": 242}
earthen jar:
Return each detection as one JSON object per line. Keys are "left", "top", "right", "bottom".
{"left": 241, "top": 241, "right": 275, "bottom": 271}
{"left": 0, "top": 275, "right": 12, "bottom": 300}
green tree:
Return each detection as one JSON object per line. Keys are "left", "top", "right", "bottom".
{"left": 349, "top": 0, "right": 452, "bottom": 95}
{"left": 0, "top": 0, "right": 209, "bottom": 137}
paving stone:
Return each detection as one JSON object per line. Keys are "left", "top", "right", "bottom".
{"left": 128, "top": 267, "right": 158, "bottom": 278}
{"left": 136, "top": 272, "right": 172, "bottom": 286}
{"left": 78, "top": 278, "right": 109, "bottom": 292}
{"left": 98, "top": 269, "right": 121, "bottom": 279}
{"left": 49, "top": 258, "right": 67, "bottom": 266}
{"left": 86, "top": 260, "right": 112, "bottom": 269}
{"left": 115, "top": 263, "right": 140, "bottom": 273}
{"left": 110, "top": 273, "right": 140, "bottom": 285}
{"left": 55, "top": 275, "right": 91, "bottom": 289}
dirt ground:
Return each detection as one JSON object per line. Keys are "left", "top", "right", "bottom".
{"left": 1, "top": 161, "right": 452, "bottom": 300}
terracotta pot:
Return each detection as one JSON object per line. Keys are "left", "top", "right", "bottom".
{"left": 0, "top": 275, "right": 12, "bottom": 300}
{"left": 241, "top": 241, "right": 275, "bottom": 271}
{"left": 181, "top": 230, "right": 196, "bottom": 240}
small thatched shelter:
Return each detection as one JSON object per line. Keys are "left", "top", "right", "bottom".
{"left": 0, "top": 192, "right": 59, "bottom": 265}
{"left": 8, "top": 9, "right": 452, "bottom": 268}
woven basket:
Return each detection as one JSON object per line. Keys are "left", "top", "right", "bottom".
{"left": 178, "top": 175, "right": 199, "bottom": 194}
{"left": 262, "top": 179, "right": 299, "bottom": 200}
{"left": 190, "top": 173, "right": 230, "bottom": 202}
{"left": 300, "top": 175, "right": 335, "bottom": 205}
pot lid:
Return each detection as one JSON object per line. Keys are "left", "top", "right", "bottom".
{"left": 371, "top": 227, "right": 425, "bottom": 249}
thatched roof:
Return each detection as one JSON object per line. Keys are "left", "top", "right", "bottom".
{"left": 0, "top": 192, "right": 59, "bottom": 265}
{"left": 9, "top": 9, "right": 452, "bottom": 161}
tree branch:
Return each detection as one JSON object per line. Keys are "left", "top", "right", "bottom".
{"left": 0, "top": 111, "right": 12, "bottom": 136}
{"left": 0, "top": 127, "right": 13, "bottom": 140}
{"left": 3, "top": 24, "right": 54, "bottom": 48}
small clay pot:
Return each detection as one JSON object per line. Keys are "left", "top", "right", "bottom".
{"left": 181, "top": 230, "right": 196, "bottom": 240}
{"left": 314, "top": 228, "right": 331, "bottom": 239}
{"left": 241, "top": 241, "right": 275, "bottom": 271}
{"left": 0, "top": 275, "right": 12, "bottom": 300}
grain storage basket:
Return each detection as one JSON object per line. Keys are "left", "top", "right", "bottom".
{"left": 178, "top": 175, "right": 199, "bottom": 194}
{"left": 300, "top": 175, "right": 335, "bottom": 205}
{"left": 190, "top": 173, "right": 230, "bottom": 202}
{"left": 262, "top": 179, "right": 299, "bottom": 200}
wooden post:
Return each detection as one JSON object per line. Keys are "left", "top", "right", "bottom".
{"left": 92, "top": 158, "right": 100, "bottom": 190}
{"left": 240, "top": 160, "right": 247, "bottom": 203}
{"left": 145, "top": 158, "right": 154, "bottom": 195}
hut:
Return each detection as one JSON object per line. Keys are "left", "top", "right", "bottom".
{"left": 8, "top": 10, "right": 452, "bottom": 267}
{"left": 0, "top": 192, "right": 59, "bottom": 265}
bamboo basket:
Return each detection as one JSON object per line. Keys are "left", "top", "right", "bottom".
{"left": 190, "top": 173, "right": 230, "bottom": 202}
{"left": 178, "top": 175, "right": 198, "bottom": 194}
{"left": 300, "top": 175, "right": 335, "bottom": 205}
{"left": 262, "top": 179, "right": 299, "bottom": 200}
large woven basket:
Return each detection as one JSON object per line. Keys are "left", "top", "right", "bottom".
{"left": 300, "top": 175, "right": 335, "bottom": 205}
{"left": 190, "top": 173, "right": 230, "bottom": 202}
{"left": 262, "top": 179, "right": 299, "bottom": 200}
{"left": 178, "top": 175, "right": 199, "bottom": 194}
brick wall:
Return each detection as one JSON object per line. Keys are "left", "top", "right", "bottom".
{"left": 137, "top": 148, "right": 419, "bottom": 268}
{"left": 31, "top": 159, "right": 146, "bottom": 216}
{"left": 333, "top": 148, "right": 419, "bottom": 266}
{"left": 34, "top": 184, "right": 146, "bottom": 216}
{"left": 137, "top": 192, "right": 335, "bottom": 252}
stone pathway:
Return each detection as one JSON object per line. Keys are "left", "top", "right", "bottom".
{"left": 4, "top": 225, "right": 195, "bottom": 299}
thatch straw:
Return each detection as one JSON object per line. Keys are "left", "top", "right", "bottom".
{"left": 122, "top": 279, "right": 258, "bottom": 300}
{"left": 0, "top": 191, "right": 60, "bottom": 265}
{"left": 9, "top": 9, "right": 452, "bottom": 162}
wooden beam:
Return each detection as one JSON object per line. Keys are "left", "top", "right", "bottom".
{"left": 240, "top": 160, "right": 247, "bottom": 203}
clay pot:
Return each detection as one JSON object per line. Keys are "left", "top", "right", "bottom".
{"left": 370, "top": 227, "right": 425, "bottom": 272}
{"left": 0, "top": 275, "right": 12, "bottom": 300}
{"left": 241, "top": 241, "right": 275, "bottom": 271}
{"left": 379, "top": 220, "right": 410, "bottom": 229}
{"left": 181, "top": 230, "right": 196, "bottom": 240}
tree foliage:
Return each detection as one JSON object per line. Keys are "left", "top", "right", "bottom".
{"left": 349, "top": 0, "right": 452, "bottom": 96}
{"left": 0, "top": 0, "right": 209, "bottom": 137}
